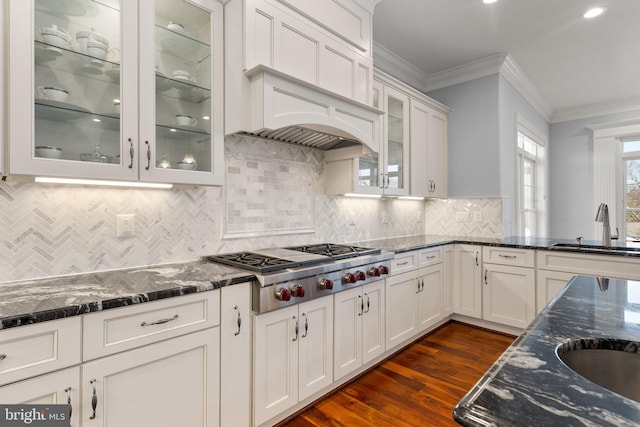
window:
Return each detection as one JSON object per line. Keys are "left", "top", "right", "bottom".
{"left": 516, "top": 120, "right": 546, "bottom": 237}
{"left": 622, "top": 139, "right": 640, "bottom": 242}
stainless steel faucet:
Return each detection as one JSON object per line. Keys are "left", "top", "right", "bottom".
{"left": 595, "top": 203, "right": 619, "bottom": 246}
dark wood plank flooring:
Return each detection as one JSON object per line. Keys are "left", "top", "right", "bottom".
{"left": 277, "top": 321, "right": 515, "bottom": 427}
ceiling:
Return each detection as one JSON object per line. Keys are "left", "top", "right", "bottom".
{"left": 372, "top": 0, "right": 640, "bottom": 122}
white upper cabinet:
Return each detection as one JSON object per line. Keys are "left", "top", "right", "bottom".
{"left": 410, "top": 99, "right": 449, "bottom": 198}
{"left": 7, "top": 0, "right": 224, "bottom": 186}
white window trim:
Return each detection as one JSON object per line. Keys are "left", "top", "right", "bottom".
{"left": 515, "top": 115, "right": 548, "bottom": 237}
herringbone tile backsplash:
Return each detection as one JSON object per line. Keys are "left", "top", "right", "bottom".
{"left": 0, "top": 135, "right": 502, "bottom": 282}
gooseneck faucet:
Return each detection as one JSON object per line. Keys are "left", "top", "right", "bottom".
{"left": 595, "top": 203, "right": 619, "bottom": 247}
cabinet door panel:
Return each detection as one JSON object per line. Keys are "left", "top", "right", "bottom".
{"left": 82, "top": 328, "right": 219, "bottom": 427}
{"left": 385, "top": 271, "right": 418, "bottom": 351}
{"left": 362, "top": 280, "right": 385, "bottom": 364}
{"left": 298, "top": 296, "right": 333, "bottom": 401}
{"left": 418, "top": 265, "right": 442, "bottom": 332}
{"left": 536, "top": 270, "right": 574, "bottom": 314}
{"left": 483, "top": 265, "right": 535, "bottom": 328}
{"left": 334, "top": 287, "right": 363, "bottom": 381}
{"left": 0, "top": 367, "right": 80, "bottom": 427}
{"left": 220, "top": 283, "right": 251, "bottom": 427}
{"left": 253, "top": 306, "right": 298, "bottom": 426}
{"left": 454, "top": 245, "right": 482, "bottom": 318}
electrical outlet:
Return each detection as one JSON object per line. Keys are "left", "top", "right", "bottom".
{"left": 473, "top": 211, "right": 483, "bottom": 222}
{"left": 116, "top": 214, "right": 136, "bottom": 238}
{"left": 455, "top": 211, "right": 470, "bottom": 222}
{"left": 381, "top": 210, "right": 388, "bottom": 225}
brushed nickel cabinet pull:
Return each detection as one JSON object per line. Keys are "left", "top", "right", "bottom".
{"left": 89, "top": 379, "right": 97, "bottom": 420}
{"left": 484, "top": 269, "right": 488, "bottom": 285}
{"left": 292, "top": 316, "right": 299, "bottom": 342}
{"left": 0, "top": 354, "right": 6, "bottom": 361}
{"left": 140, "top": 314, "right": 178, "bottom": 327}
{"left": 301, "top": 313, "right": 308, "bottom": 338}
{"left": 234, "top": 305, "right": 242, "bottom": 336}
{"left": 65, "top": 387, "right": 72, "bottom": 419}
{"left": 128, "top": 138, "right": 134, "bottom": 169}
{"left": 145, "top": 141, "right": 151, "bottom": 170}
{"left": 476, "top": 252, "right": 479, "bottom": 266}
{"left": 364, "top": 294, "right": 371, "bottom": 313}
{"left": 498, "top": 254, "right": 517, "bottom": 259}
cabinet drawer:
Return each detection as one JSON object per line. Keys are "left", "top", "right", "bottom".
{"left": 418, "top": 247, "right": 442, "bottom": 267}
{"left": 83, "top": 291, "right": 220, "bottom": 361}
{"left": 0, "top": 317, "right": 81, "bottom": 386}
{"left": 482, "top": 247, "right": 535, "bottom": 268}
{"left": 390, "top": 252, "right": 418, "bottom": 274}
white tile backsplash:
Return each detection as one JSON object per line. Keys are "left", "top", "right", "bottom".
{"left": 0, "top": 135, "right": 502, "bottom": 282}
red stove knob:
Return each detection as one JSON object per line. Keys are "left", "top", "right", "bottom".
{"left": 318, "top": 278, "right": 334, "bottom": 290}
{"left": 342, "top": 273, "right": 356, "bottom": 284}
{"left": 379, "top": 265, "right": 389, "bottom": 275}
{"left": 290, "top": 284, "right": 305, "bottom": 298}
{"left": 368, "top": 267, "right": 381, "bottom": 277}
{"left": 275, "top": 287, "right": 291, "bottom": 301}
{"left": 355, "top": 271, "right": 366, "bottom": 281}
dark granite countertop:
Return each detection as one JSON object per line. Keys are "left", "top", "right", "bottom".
{"left": 0, "top": 261, "right": 255, "bottom": 330}
{"left": 3, "top": 234, "right": 639, "bottom": 331}
{"left": 454, "top": 275, "right": 640, "bottom": 427}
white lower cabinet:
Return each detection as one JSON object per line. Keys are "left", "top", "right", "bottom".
{"left": 386, "top": 247, "right": 445, "bottom": 351}
{"left": 253, "top": 296, "right": 333, "bottom": 426}
{"left": 220, "top": 282, "right": 252, "bottom": 427}
{"left": 81, "top": 327, "right": 220, "bottom": 427}
{"left": 0, "top": 367, "right": 80, "bottom": 427}
{"left": 442, "top": 245, "right": 454, "bottom": 317}
{"left": 453, "top": 245, "right": 483, "bottom": 319}
{"left": 333, "top": 280, "right": 385, "bottom": 381}
{"left": 482, "top": 263, "right": 536, "bottom": 328}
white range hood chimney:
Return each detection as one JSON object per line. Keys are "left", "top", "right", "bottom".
{"left": 226, "top": 65, "right": 383, "bottom": 160}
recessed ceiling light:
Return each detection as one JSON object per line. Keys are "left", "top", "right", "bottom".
{"left": 583, "top": 6, "right": 606, "bottom": 19}
{"left": 483, "top": 0, "right": 498, "bottom": 4}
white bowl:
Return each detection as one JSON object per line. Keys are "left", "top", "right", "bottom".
{"left": 175, "top": 161, "right": 196, "bottom": 170}
{"left": 35, "top": 146, "right": 62, "bottom": 159}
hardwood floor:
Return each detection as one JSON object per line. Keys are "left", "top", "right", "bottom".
{"left": 277, "top": 321, "right": 515, "bottom": 427}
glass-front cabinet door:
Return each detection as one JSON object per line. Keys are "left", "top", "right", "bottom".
{"left": 7, "top": 0, "right": 223, "bottom": 186}
{"left": 139, "top": 0, "right": 223, "bottom": 185}
{"left": 355, "top": 81, "right": 409, "bottom": 196}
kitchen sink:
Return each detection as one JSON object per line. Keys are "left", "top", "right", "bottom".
{"left": 556, "top": 338, "right": 640, "bottom": 402}
{"left": 551, "top": 243, "right": 640, "bottom": 252}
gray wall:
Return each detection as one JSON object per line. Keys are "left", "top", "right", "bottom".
{"left": 427, "top": 75, "right": 501, "bottom": 198}
{"left": 428, "top": 74, "right": 549, "bottom": 236}
{"left": 549, "top": 109, "right": 640, "bottom": 239}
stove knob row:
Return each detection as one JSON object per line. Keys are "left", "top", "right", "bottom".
{"left": 318, "top": 278, "right": 334, "bottom": 290}
{"left": 274, "top": 287, "right": 291, "bottom": 302}
{"left": 290, "top": 284, "right": 306, "bottom": 298}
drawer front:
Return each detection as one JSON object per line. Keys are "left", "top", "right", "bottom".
{"left": 391, "top": 252, "right": 418, "bottom": 274}
{"left": 0, "top": 317, "right": 81, "bottom": 386}
{"left": 83, "top": 291, "right": 220, "bottom": 361}
{"left": 418, "top": 247, "right": 442, "bottom": 267}
{"left": 482, "top": 247, "right": 535, "bottom": 268}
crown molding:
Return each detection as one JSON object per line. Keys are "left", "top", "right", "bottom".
{"left": 422, "top": 53, "right": 507, "bottom": 92}
{"left": 500, "top": 55, "right": 553, "bottom": 122}
{"left": 372, "top": 41, "right": 428, "bottom": 92}
{"left": 551, "top": 97, "right": 640, "bottom": 124}
{"left": 354, "top": 0, "right": 382, "bottom": 13}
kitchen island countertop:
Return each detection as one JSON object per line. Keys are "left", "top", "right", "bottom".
{"left": 454, "top": 275, "right": 640, "bottom": 426}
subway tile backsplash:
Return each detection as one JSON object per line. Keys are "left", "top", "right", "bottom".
{"left": 0, "top": 135, "right": 502, "bottom": 282}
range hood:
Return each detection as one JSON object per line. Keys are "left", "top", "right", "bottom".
{"left": 226, "top": 66, "right": 383, "bottom": 161}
